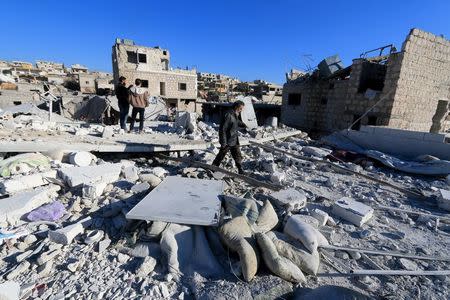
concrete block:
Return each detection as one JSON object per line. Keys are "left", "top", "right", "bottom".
{"left": 0, "top": 185, "right": 60, "bottom": 225}
{"left": 331, "top": 197, "right": 374, "bottom": 227}
{"left": 59, "top": 163, "right": 122, "bottom": 187}
{"left": 437, "top": 189, "right": 450, "bottom": 211}
{"left": 102, "top": 126, "right": 114, "bottom": 138}
{"left": 48, "top": 216, "right": 92, "bottom": 245}
{"left": 131, "top": 182, "right": 150, "bottom": 193}
{"left": 0, "top": 170, "right": 57, "bottom": 194}
{"left": 122, "top": 166, "right": 139, "bottom": 181}
{"left": 311, "top": 209, "right": 329, "bottom": 226}
{"left": 269, "top": 188, "right": 307, "bottom": 212}
{"left": 270, "top": 171, "right": 286, "bottom": 185}
{"left": 82, "top": 182, "right": 108, "bottom": 198}
{"left": 69, "top": 152, "right": 95, "bottom": 167}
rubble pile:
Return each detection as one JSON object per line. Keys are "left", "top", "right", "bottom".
{"left": 0, "top": 110, "right": 449, "bottom": 299}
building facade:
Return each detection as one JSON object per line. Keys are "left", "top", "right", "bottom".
{"left": 281, "top": 28, "right": 450, "bottom": 134}
{"left": 112, "top": 38, "right": 197, "bottom": 109}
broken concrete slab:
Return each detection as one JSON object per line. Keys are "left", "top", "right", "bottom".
{"left": 332, "top": 197, "right": 374, "bottom": 227}
{"left": 58, "top": 163, "right": 122, "bottom": 187}
{"left": 131, "top": 182, "right": 150, "bottom": 193}
{"left": 437, "top": 189, "right": 450, "bottom": 211}
{"left": 269, "top": 188, "right": 307, "bottom": 212}
{"left": 238, "top": 96, "right": 258, "bottom": 129}
{"left": 82, "top": 182, "right": 108, "bottom": 198}
{"left": 0, "top": 170, "right": 57, "bottom": 194}
{"left": 0, "top": 185, "right": 60, "bottom": 225}
{"left": 126, "top": 176, "right": 223, "bottom": 226}
{"left": 48, "top": 216, "right": 92, "bottom": 245}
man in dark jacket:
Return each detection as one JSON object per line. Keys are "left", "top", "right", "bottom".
{"left": 212, "top": 100, "right": 247, "bottom": 174}
{"left": 115, "top": 76, "right": 129, "bottom": 130}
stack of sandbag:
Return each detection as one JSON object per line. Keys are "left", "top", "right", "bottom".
{"left": 219, "top": 196, "right": 327, "bottom": 282}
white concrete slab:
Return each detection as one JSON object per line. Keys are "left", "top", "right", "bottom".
{"left": 126, "top": 176, "right": 223, "bottom": 226}
{"left": 58, "top": 163, "right": 122, "bottom": 187}
{"left": 0, "top": 185, "right": 60, "bottom": 225}
{"left": 0, "top": 170, "right": 57, "bottom": 194}
{"left": 332, "top": 197, "right": 374, "bottom": 227}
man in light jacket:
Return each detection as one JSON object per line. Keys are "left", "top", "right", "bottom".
{"left": 128, "top": 78, "right": 149, "bottom": 133}
{"left": 212, "top": 100, "right": 247, "bottom": 174}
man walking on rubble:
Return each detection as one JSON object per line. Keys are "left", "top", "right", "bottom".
{"left": 116, "top": 76, "right": 130, "bottom": 131}
{"left": 128, "top": 78, "right": 149, "bottom": 133}
{"left": 212, "top": 100, "right": 247, "bottom": 174}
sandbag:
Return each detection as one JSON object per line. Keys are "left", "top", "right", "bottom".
{"left": 284, "top": 215, "right": 328, "bottom": 253}
{"left": 219, "top": 216, "right": 259, "bottom": 282}
{"left": 266, "top": 231, "right": 320, "bottom": 275}
{"left": 223, "top": 195, "right": 259, "bottom": 223}
{"left": 256, "top": 232, "right": 306, "bottom": 283}
{"left": 160, "top": 223, "right": 193, "bottom": 279}
{"left": 255, "top": 200, "right": 278, "bottom": 232}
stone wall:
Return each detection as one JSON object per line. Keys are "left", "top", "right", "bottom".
{"left": 281, "top": 28, "right": 450, "bottom": 133}
{"left": 387, "top": 29, "right": 450, "bottom": 132}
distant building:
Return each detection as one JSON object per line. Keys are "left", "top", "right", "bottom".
{"left": 112, "top": 38, "right": 197, "bottom": 111}
{"left": 78, "top": 73, "right": 96, "bottom": 94}
{"left": 234, "top": 80, "right": 283, "bottom": 104}
{"left": 197, "top": 72, "right": 240, "bottom": 101}
{"left": 36, "top": 61, "right": 65, "bottom": 75}
{"left": 281, "top": 28, "right": 450, "bottom": 134}
{"left": 71, "top": 64, "right": 89, "bottom": 74}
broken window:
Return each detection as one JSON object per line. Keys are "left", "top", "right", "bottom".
{"left": 138, "top": 53, "right": 147, "bottom": 63}
{"left": 163, "top": 50, "right": 167, "bottom": 55}
{"left": 368, "top": 116, "right": 377, "bottom": 125}
{"left": 321, "top": 97, "right": 328, "bottom": 105}
{"left": 357, "top": 62, "right": 387, "bottom": 93}
{"left": 141, "top": 80, "right": 149, "bottom": 88}
{"left": 85, "top": 81, "right": 89, "bottom": 84}
{"left": 160, "top": 82, "right": 166, "bottom": 96}
{"left": 329, "top": 82, "right": 335, "bottom": 89}
{"left": 127, "top": 51, "right": 137, "bottom": 64}
{"left": 288, "top": 93, "right": 301, "bottom": 105}
{"left": 178, "top": 83, "right": 187, "bottom": 91}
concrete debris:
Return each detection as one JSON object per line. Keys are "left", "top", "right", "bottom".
{"left": 0, "top": 170, "right": 57, "bottom": 194}
{"left": 0, "top": 185, "right": 60, "bottom": 225}
{"left": 59, "top": 163, "right": 122, "bottom": 187}
{"left": 437, "top": 189, "right": 450, "bottom": 211}
{"left": 48, "top": 216, "right": 92, "bottom": 245}
{"left": 69, "top": 151, "right": 95, "bottom": 167}
{"left": 332, "top": 197, "right": 374, "bottom": 227}
{"left": 0, "top": 96, "right": 449, "bottom": 300}
{"left": 269, "top": 188, "right": 307, "bottom": 212}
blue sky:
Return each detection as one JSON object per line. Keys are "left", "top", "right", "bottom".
{"left": 2, "top": 0, "right": 449, "bottom": 84}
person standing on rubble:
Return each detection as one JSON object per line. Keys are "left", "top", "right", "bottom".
{"left": 116, "top": 76, "right": 130, "bottom": 130}
{"left": 128, "top": 78, "right": 149, "bottom": 133}
{"left": 212, "top": 100, "right": 247, "bottom": 174}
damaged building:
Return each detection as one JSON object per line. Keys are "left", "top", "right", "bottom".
{"left": 112, "top": 38, "right": 197, "bottom": 111}
{"left": 281, "top": 28, "right": 450, "bottom": 134}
